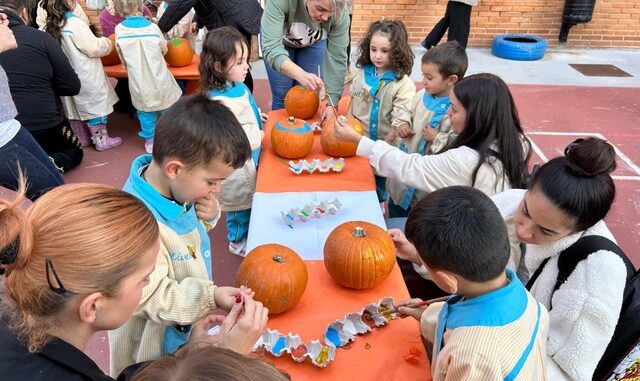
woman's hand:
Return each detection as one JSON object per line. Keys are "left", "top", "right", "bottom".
{"left": 332, "top": 115, "right": 364, "bottom": 145}
{"left": 214, "top": 285, "right": 254, "bottom": 311}
{"left": 396, "top": 298, "right": 427, "bottom": 321}
{"left": 388, "top": 229, "right": 422, "bottom": 265}
{"left": 187, "top": 296, "right": 268, "bottom": 354}
{"left": 319, "top": 103, "right": 338, "bottom": 125}
{"left": 296, "top": 71, "right": 324, "bottom": 91}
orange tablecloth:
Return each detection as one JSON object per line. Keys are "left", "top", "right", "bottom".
{"left": 256, "top": 107, "right": 375, "bottom": 193}
{"left": 251, "top": 107, "right": 431, "bottom": 380}
{"left": 103, "top": 55, "right": 201, "bottom": 81}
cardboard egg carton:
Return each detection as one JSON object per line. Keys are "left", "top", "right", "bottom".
{"left": 288, "top": 158, "right": 345, "bottom": 175}
{"left": 280, "top": 198, "right": 342, "bottom": 228}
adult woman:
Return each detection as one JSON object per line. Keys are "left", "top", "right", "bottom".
{"left": 0, "top": 183, "right": 268, "bottom": 380}
{"left": 0, "top": 0, "right": 83, "bottom": 173}
{"left": 491, "top": 137, "right": 627, "bottom": 381}
{"left": 0, "top": 11, "right": 63, "bottom": 200}
{"left": 261, "top": 0, "right": 350, "bottom": 110}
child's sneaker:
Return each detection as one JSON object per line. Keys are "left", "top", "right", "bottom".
{"left": 229, "top": 239, "right": 247, "bottom": 257}
{"left": 144, "top": 138, "right": 154, "bottom": 154}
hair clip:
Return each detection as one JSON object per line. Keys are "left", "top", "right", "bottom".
{"left": 564, "top": 138, "right": 584, "bottom": 156}
{"left": 45, "top": 258, "right": 66, "bottom": 294}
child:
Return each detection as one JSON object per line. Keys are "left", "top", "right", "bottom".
{"left": 114, "top": 0, "right": 182, "bottom": 153}
{"left": 44, "top": 0, "right": 122, "bottom": 151}
{"left": 391, "top": 186, "right": 548, "bottom": 380}
{"left": 131, "top": 345, "right": 291, "bottom": 381}
{"left": 347, "top": 20, "right": 416, "bottom": 202}
{"left": 387, "top": 41, "right": 468, "bottom": 217}
{"left": 155, "top": 0, "right": 195, "bottom": 45}
{"left": 199, "top": 26, "right": 266, "bottom": 256}
{"left": 109, "top": 95, "right": 263, "bottom": 375}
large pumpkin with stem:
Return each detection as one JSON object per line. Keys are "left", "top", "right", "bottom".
{"left": 100, "top": 35, "right": 120, "bottom": 66}
{"left": 271, "top": 116, "right": 314, "bottom": 159}
{"left": 321, "top": 115, "right": 365, "bottom": 157}
{"left": 165, "top": 38, "right": 194, "bottom": 67}
{"left": 236, "top": 244, "right": 308, "bottom": 314}
{"left": 324, "top": 221, "right": 396, "bottom": 289}
{"left": 284, "top": 86, "right": 319, "bottom": 120}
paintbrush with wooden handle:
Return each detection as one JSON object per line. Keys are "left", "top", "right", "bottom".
{"left": 367, "top": 295, "right": 451, "bottom": 320}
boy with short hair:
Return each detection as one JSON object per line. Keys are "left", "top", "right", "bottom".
{"left": 110, "top": 95, "right": 252, "bottom": 375}
{"left": 388, "top": 41, "right": 468, "bottom": 216}
{"left": 393, "top": 186, "right": 548, "bottom": 380}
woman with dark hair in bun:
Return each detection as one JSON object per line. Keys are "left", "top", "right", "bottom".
{"left": 491, "top": 137, "right": 630, "bottom": 381}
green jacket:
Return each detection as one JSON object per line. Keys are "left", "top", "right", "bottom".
{"left": 260, "top": 0, "right": 349, "bottom": 104}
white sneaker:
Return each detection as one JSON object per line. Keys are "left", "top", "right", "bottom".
{"left": 229, "top": 239, "right": 247, "bottom": 257}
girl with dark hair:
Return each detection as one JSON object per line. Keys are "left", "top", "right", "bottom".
{"left": 491, "top": 137, "right": 628, "bottom": 381}
{"left": 44, "top": 0, "right": 122, "bottom": 151}
{"left": 200, "top": 26, "right": 267, "bottom": 256}
{"left": 345, "top": 20, "right": 416, "bottom": 202}
{"left": 334, "top": 72, "right": 530, "bottom": 199}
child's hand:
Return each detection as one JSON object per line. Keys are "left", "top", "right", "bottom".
{"left": 319, "top": 103, "right": 337, "bottom": 125}
{"left": 189, "top": 22, "right": 198, "bottom": 35}
{"left": 384, "top": 128, "right": 398, "bottom": 144}
{"left": 195, "top": 193, "right": 220, "bottom": 222}
{"left": 421, "top": 126, "right": 439, "bottom": 143}
{"left": 260, "top": 112, "right": 268, "bottom": 124}
{"left": 396, "top": 298, "right": 427, "bottom": 321}
{"left": 388, "top": 229, "right": 422, "bottom": 265}
{"left": 214, "top": 285, "right": 254, "bottom": 311}
{"left": 333, "top": 115, "right": 364, "bottom": 145}
{"left": 396, "top": 123, "right": 415, "bottom": 139}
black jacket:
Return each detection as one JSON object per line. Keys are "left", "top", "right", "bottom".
{"left": 0, "top": 9, "right": 80, "bottom": 132}
{"left": 158, "top": 0, "right": 262, "bottom": 36}
{"left": 0, "top": 320, "right": 113, "bottom": 381}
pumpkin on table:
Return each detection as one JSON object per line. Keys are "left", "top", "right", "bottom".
{"left": 271, "top": 116, "right": 314, "bottom": 159}
{"left": 323, "top": 221, "right": 396, "bottom": 289}
{"left": 165, "top": 38, "right": 194, "bottom": 67}
{"left": 100, "top": 35, "right": 120, "bottom": 66}
{"left": 321, "top": 115, "right": 365, "bottom": 157}
{"left": 236, "top": 244, "right": 308, "bottom": 314}
{"left": 284, "top": 86, "right": 319, "bottom": 120}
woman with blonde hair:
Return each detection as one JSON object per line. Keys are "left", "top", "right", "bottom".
{"left": 0, "top": 182, "right": 268, "bottom": 380}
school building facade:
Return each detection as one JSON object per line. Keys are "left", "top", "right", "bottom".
{"left": 79, "top": 0, "right": 640, "bottom": 49}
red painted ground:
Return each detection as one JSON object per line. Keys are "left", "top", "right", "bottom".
{"left": 18, "top": 80, "right": 640, "bottom": 374}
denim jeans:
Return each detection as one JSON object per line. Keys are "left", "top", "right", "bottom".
{"left": 0, "top": 127, "right": 64, "bottom": 200}
{"left": 264, "top": 40, "right": 327, "bottom": 110}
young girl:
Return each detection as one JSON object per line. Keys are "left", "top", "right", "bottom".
{"left": 346, "top": 20, "right": 416, "bottom": 202}
{"left": 199, "top": 26, "right": 266, "bottom": 256}
{"left": 0, "top": 183, "right": 269, "bottom": 380}
{"left": 44, "top": 0, "right": 122, "bottom": 151}
{"left": 114, "top": 0, "right": 182, "bottom": 153}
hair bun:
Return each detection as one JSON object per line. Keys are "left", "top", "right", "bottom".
{"left": 565, "top": 137, "right": 616, "bottom": 177}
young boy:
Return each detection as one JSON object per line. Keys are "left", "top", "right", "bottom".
{"left": 388, "top": 41, "right": 468, "bottom": 217}
{"left": 109, "top": 95, "right": 253, "bottom": 375}
{"left": 391, "top": 186, "right": 548, "bottom": 380}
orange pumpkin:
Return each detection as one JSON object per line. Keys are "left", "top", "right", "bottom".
{"left": 321, "top": 115, "right": 365, "bottom": 157}
{"left": 165, "top": 38, "right": 194, "bottom": 67}
{"left": 100, "top": 35, "right": 120, "bottom": 66}
{"left": 324, "top": 221, "right": 396, "bottom": 289}
{"left": 271, "top": 116, "right": 314, "bottom": 159}
{"left": 236, "top": 244, "right": 308, "bottom": 314}
{"left": 284, "top": 86, "right": 319, "bottom": 120}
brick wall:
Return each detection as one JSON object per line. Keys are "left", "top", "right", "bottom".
{"left": 351, "top": 0, "right": 640, "bottom": 48}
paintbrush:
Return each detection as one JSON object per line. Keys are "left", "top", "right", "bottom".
{"left": 366, "top": 295, "right": 450, "bottom": 320}
{"left": 275, "top": 157, "right": 294, "bottom": 169}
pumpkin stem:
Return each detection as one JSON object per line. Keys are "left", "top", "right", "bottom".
{"left": 272, "top": 255, "right": 285, "bottom": 263}
{"left": 352, "top": 227, "right": 366, "bottom": 238}
{"left": 287, "top": 116, "right": 295, "bottom": 124}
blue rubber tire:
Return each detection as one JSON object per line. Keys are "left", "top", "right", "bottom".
{"left": 491, "top": 34, "right": 548, "bottom": 61}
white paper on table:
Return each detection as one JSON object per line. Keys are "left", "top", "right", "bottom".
{"left": 246, "top": 191, "right": 386, "bottom": 260}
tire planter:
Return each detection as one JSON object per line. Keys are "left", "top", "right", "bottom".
{"left": 491, "top": 34, "right": 548, "bottom": 61}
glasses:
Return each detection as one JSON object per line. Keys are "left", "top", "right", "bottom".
{"left": 564, "top": 138, "right": 584, "bottom": 156}
{"left": 45, "top": 258, "right": 66, "bottom": 294}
